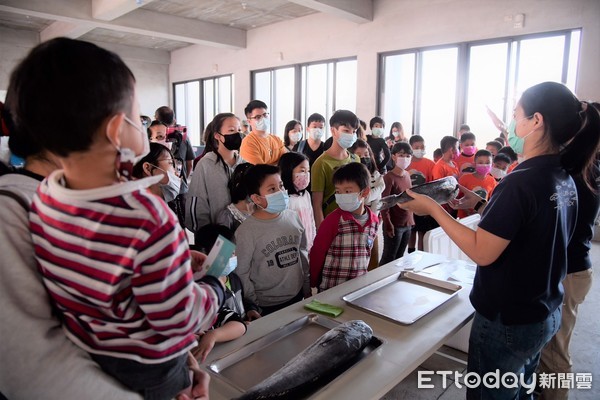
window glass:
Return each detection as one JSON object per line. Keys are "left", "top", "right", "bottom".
{"left": 382, "top": 53, "right": 415, "bottom": 136}
{"left": 274, "top": 67, "right": 295, "bottom": 137}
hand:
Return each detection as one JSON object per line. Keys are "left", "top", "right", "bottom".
{"left": 175, "top": 353, "right": 210, "bottom": 400}
{"left": 448, "top": 184, "right": 484, "bottom": 210}
{"left": 245, "top": 310, "right": 261, "bottom": 322}
{"left": 397, "top": 189, "right": 439, "bottom": 216}
{"left": 192, "top": 331, "right": 216, "bottom": 363}
{"left": 385, "top": 225, "right": 395, "bottom": 238}
{"left": 189, "top": 250, "right": 207, "bottom": 274}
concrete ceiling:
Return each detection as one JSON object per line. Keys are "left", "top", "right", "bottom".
{"left": 0, "top": 0, "right": 373, "bottom": 52}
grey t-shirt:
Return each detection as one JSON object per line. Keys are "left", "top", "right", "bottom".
{"left": 234, "top": 209, "right": 310, "bottom": 308}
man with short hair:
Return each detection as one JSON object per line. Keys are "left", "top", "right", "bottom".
{"left": 239, "top": 100, "right": 287, "bottom": 165}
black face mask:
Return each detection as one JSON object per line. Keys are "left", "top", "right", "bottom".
{"left": 360, "top": 157, "right": 372, "bottom": 169}
{"left": 220, "top": 132, "right": 242, "bottom": 151}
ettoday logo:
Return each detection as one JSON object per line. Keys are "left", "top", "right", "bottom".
{"left": 418, "top": 370, "right": 537, "bottom": 394}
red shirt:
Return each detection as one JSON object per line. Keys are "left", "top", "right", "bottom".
{"left": 456, "top": 153, "right": 476, "bottom": 176}
{"left": 407, "top": 157, "right": 435, "bottom": 185}
{"left": 432, "top": 159, "right": 459, "bottom": 180}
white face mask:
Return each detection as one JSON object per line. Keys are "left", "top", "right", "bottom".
{"left": 395, "top": 156, "right": 412, "bottom": 170}
{"left": 149, "top": 163, "right": 181, "bottom": 202}
{"left": 309, "top": 128, "right": 324, "bottom": 141}
{"left": 255, "top": 117, "right": 270, "bottom": 132}
{"left": 490, "top": 167, "right": 507, "bottom": 180}
{"left": 289, "top": 131, "right": 302, "bottom": 143}
{"left": 412, "top": 149, "right": 426, "bottom": 159}
{"left": 335, "top": 192, "right": 363, "bottom": 212}
{"left": 371, "top": 128, "right": 384, "bottom": 138}
{"left": 152, "top": 139, "right": 173, "bottom": 151}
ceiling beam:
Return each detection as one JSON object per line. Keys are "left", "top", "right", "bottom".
{"left": 92, "top": 0, "right": 156, "bottom": 21}
{"left": 289, "top": 0, "right": 373, "bottom": 23}
{"left": 41, "top": 20, "right": 94, "bottom": 42}
{"left": 0, "top": 0, "right": 246, "bottom": 49}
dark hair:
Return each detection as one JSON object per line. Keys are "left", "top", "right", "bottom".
{"left": 278, "top": 152, "right": 309, "bottom": 195}
{"left": 440, "top": 136, "right": 459, "bottom": 153}
{"left": 132, "top": 142, "right": 172, "bottom": 179}
{"left": 433, "top": 148, "right": 443, "bottom": 159}
{"left": 349, "top": 139, "right": 377, "bottom": 174}
{"left": 155, "top": 106, "right": 174, "bottom": 126}
{"left": 307, "top": 113, "right": 325, "bottom": 125}
{"left": 140, "top": 115, "right": 152, "bottom": 129}
{"left": 460, "top": 132, "right": 476, "bottom": 143}
{"left": 229, "top": 162, "right": 253, "bottom": 203}
{"left": 387, "top": 121, "right": 404, "bottom": 141}
{"left": 409, "top": 134, "right": 425, "bottom": 146}
{"left": 283, "top": 119, "right": 302, "bottom": 147}
{"left": 498, "top": 146, "right": 518, "bottom": 162}
{"left": 519, "top": 81, "right": 600, "bottom": 188}
{"left": 493, "top": 153, "right": 511, "bottom": 165}
{"left": 5, "top": 38, "right": 135, "bottom": 158}
{"left": 194, "top": 224, "right": 235, "bottom": 254}
{"left": 459, "top": 124, "right": 471, "bottom": 132}
{"left": 147, "top": 120, "right": 167, "bottom": 138}
{"left": 330, "top": 110, "right": 359, "bottom": 130}
{"left": 369, "top": 116, "right": 385, "bottom": 129}
{"left": 244, "top": 100, "right": 268, "bottom": 117}
{"left": 486, "top": 140, "right": 503, "bottom": 152}
{"left": 244, "top": 164, "right": 280, "bottom": 196}
{"left": 333, "top": 162, "right": 370, "bottom": 191}
{"left": 4, "top": 101, "right": 40, "bottom": 159}
{"left": 391, "top": 142, "right": 413, "bottom": 155}
{"left": 494, "top": 137, "right": 506, "bottom": 146}
{"left": 205, "top": 113, "right": 238, "bottom": 174}
{"left": 474, "top": 149, "right": 492, "bottom": 161}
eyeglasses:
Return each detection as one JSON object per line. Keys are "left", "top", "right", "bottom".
{"left": 156, "top": 158, "right": 183, "bottom": 176}
{"left": 249, "top": 112, "right": 269, "bottom": 121}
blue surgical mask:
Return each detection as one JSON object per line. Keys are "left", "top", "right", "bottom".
{"left": 507, "top": 115, "right": 534, "bottom": 155}
{"left": 255, "top": 117, "right": 270, "bottom": 132}
{"left": 259, "top": 190, "right": 289, "bottom": 213}
{"left": 337, "top": 132, "right": 357, "bottom": 149}
{"left": 335, "top": 192, "right": 363, "bottom": 212}
{"left": 221, "top": 256, "right": 237, "bottom": 276}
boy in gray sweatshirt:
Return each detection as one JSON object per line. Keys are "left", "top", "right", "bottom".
{"left": 235, "top": 164, "right": 311, "bottom": 317}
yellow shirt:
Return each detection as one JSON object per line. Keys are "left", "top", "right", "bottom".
{"left": 239, "top": 131, "right": 286, "bottom": 165}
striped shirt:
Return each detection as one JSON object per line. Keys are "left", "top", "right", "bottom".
{"left": 30, "top": 170, "right": 220, "bottom": 364}
{"left": 310, "top": 207, "right": 379, "bottom": 291}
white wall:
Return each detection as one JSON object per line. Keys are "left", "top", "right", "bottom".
{"left": 0, "top": 28, "right": 170, "bottom": 117}
{"left": 170, "top": 0, "right": 600, "bottom": 122}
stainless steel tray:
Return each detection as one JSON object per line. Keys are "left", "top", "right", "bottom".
{"left": 207, "top": 313, "right": 383, "bottom": 396}
{"left": 342, "top": 271, "right": 462, "bottom": 325}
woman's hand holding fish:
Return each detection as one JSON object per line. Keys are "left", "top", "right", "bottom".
{"left": 398, "top": 189, "right": 440, "bottom": 216}
{"left": 449, "top": 184, "right": 484, "bottom": 211}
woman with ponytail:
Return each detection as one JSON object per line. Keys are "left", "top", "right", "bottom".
{"left": 186, "top": 113, "right": 245, "bottom": 234}
{"left": 399, "top": 82, "right": 600, "bottom": 399}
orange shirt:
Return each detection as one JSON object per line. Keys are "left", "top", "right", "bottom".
{"left": 239, "top": 131, "right": 286, "bottom": 165}
{"left": 508, "top": 161, "right": 519, "bottom": 173}
{"left": 407, "top": 157, "right": 435, "bottom": 185}
{"left": 432, "top": 159, "right": 459, "bottom": 180}
{"left": 457, "top": 173, "right": 498, "bottom": 218}
{"left": 456, "top": 154, "right": 475, "bottom": 176}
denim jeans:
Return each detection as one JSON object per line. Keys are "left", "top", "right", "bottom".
{"left": 467, "top": 307, "right": 561, "bottom": 400}
{"left": 380, "top": 226, "right": 412, "bottom": 265}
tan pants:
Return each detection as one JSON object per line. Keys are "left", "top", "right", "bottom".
{"left": 538, "top": 268, "right": 593, "bottom": 400}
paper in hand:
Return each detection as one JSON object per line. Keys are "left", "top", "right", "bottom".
{"left": 193, "top": 235, "right": 236, "bottom": 280}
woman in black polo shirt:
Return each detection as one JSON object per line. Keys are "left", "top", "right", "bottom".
{"left": 400, "top": 82, "right": 600, "bottom": 399}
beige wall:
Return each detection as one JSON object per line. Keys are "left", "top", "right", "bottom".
{"left": 170, "top": 0, "right": 600, "bottom": 121}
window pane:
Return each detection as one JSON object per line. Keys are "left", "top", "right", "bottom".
{"left": 304, "top": 63, "right": 328, "bottom": 132}
{"left": 335, "top": 60, "right": 356, "bottom": 114}
{"left": 274, "top": 67, "right": 295, "bottom": 137}
{"left": 382, "top": 53, "right": 415, "bottom": 135}
{"left": 254, "top": 71, "right": 272, "bottom": 111}
{"left": 174, "top": 83, "right": 186, "bottom": 127}
{"left": 419, "top": 47, "right": 458, "bottom": 150}
{"left": 466, "top": 43, "right": 509, "bottom": 146}
{"left": 217, "top": 76, "right": 232, "bottom": 113}
{"left": 566, "top": 30, "right": 581, "bottom": 92}
{"left": 181, "top": 82, "right": 198, "bottom": 146}
{"left": 515, "top": 35, "right": 565, "bottom": 98}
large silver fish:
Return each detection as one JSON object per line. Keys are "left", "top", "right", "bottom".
{"left": 372, "top": 176, "right": 460, "bottom": 212}
{"left": 236, "top": 320, "right": 373, "bottom": 400}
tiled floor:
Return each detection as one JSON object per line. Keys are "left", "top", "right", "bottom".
{"left": 380, "top": 241, "right": 600, "bottom": 399}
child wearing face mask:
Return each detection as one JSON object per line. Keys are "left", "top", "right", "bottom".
{"left": 133, "top": 142, "right": 184, "bottom": 226}
{"left": 380, "top": 142, "right": 415, "bottom": 265}
{"left": 432, "top": 136, "right": 460, "bottom": 180}
{"left": 367, "top": 116, "right": 392, "bottom": 174}
{"left": 235, "top": 164, "right": 311, "bottom": 317}
{"left": 490, "top": 153, "right": 511, "bottom": 182}
{"left": 216, "top": 162, "right": 254, "bottom": 232}
{"left": 310, "top": 163, "right": 379, "bottom": 292}
{"left": 278, "top": 152, "right": 316, "bottom": 252}
{"left": 293, "top": 113, "right": 326, "bottom": 166}
{"left": 284, "top": 119, "right": 303, "bottom": 152}
{"left": 456, "top": 132, "right": 478, "bottom": 176}
{"left": 457, "top": 149, "right": 497, "bottom": 218}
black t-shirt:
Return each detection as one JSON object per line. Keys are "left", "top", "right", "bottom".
{"left": 293, "top": 140, "right": 324, "bottom": 166}
{"left": 366, "top": 135, "right": 391, "bottom": 173}
{"left": 471, "top": 155, "right": 577, "bottom": 325}
{"left": 567, "top": 163, "right": 600, "bottom": 273}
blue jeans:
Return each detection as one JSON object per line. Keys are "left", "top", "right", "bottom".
{"left": 380, "top": 226, "right": 412, "bottom": 265}
{"left": 467, "top": 308, "right": 561, "bottom": 400}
